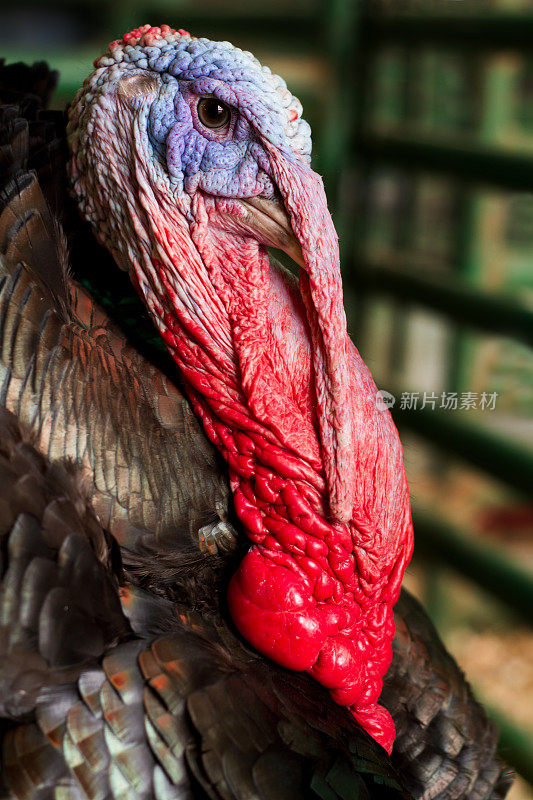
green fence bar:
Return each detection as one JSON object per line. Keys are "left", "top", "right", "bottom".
{"left": 356, "top": 133, "right": 533, "bottom": 191}
{"left": 356, "top": 263, "right": 533, "bottom": 347}
{"left": 488, "top": 704, "right": 533, "bottom": 786}
{"left": 412, "top": 508, "right": 533, "bottom": 621}
{"left": 391, "top": 403, "right": 533, "bottom": 496}
{"left": 412, "top": 510, "right": 533, "bottom": 785}
{"left": 365, "top": 13, "right": 533, "bottom": 50}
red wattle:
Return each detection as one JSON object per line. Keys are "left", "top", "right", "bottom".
{"left": 227, "top": 548, "right": 324, "bottom": 671}
{"left": 228, "top": 544, "right": 397, "bottom": 754}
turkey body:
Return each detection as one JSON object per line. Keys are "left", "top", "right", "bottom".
{"left": 0, "top": 60, "right": 512, "bottom": 800}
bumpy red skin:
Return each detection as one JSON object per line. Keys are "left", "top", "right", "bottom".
{"left": 146, "top": 185, "right": 414, "bottom": 753}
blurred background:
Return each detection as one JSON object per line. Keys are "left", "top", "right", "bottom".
{"left": 2, "top": 0, "right": 533, "bottom": 795}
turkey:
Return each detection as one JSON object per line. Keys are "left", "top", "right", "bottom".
{"left": 0, "top": 37, "right": 512, "bottom": 799}
{"left": 68, "top": 24, "right": 414, "bottom": 754}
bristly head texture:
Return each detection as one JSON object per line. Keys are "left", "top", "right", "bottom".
{"left": 67, "top": 25, "right": 311, "bottom": 254}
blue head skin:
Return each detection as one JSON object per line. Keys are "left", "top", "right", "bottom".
{"left": 71, "top": 26, "right": 310, "bottom": 202}
{"left": 146, "top": 40, "right": 311, "bottom": 199}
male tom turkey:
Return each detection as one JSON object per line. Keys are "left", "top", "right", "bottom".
{"left": 0, "top": 32, "right": 511, "bottom": 799}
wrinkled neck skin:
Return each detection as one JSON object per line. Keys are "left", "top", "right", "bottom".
{"left": 191, "top": 193, "right": 323, "bottom": 467}
{"left": 74, "top": 96, "right": 414, "bottom": 754}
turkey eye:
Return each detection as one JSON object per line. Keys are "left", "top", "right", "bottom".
{"left": 197, "top": 97, "right": 231, "bottom": 130}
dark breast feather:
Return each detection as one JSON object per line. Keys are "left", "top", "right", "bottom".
{"left": 0, "top": 407, "right": 410, "bottom": 800}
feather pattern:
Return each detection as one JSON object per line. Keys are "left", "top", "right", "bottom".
{"left": 0, "top": 152, "right": 230, "bottom": 559}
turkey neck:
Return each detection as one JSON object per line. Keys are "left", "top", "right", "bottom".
{"left": 127, "top": 174, "right": 409, "bottom": 754}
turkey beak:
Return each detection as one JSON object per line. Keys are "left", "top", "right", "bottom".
{"left": 237, "top": 193, "right": 305, "bottom": 269}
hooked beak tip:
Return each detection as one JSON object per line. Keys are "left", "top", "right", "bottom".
{"left": 236, "top": 193, "right": 306, "bottom": 269}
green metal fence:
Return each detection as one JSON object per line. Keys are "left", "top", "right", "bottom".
{"left": 330, "top": 0, "right": 533, "bottom": 785}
